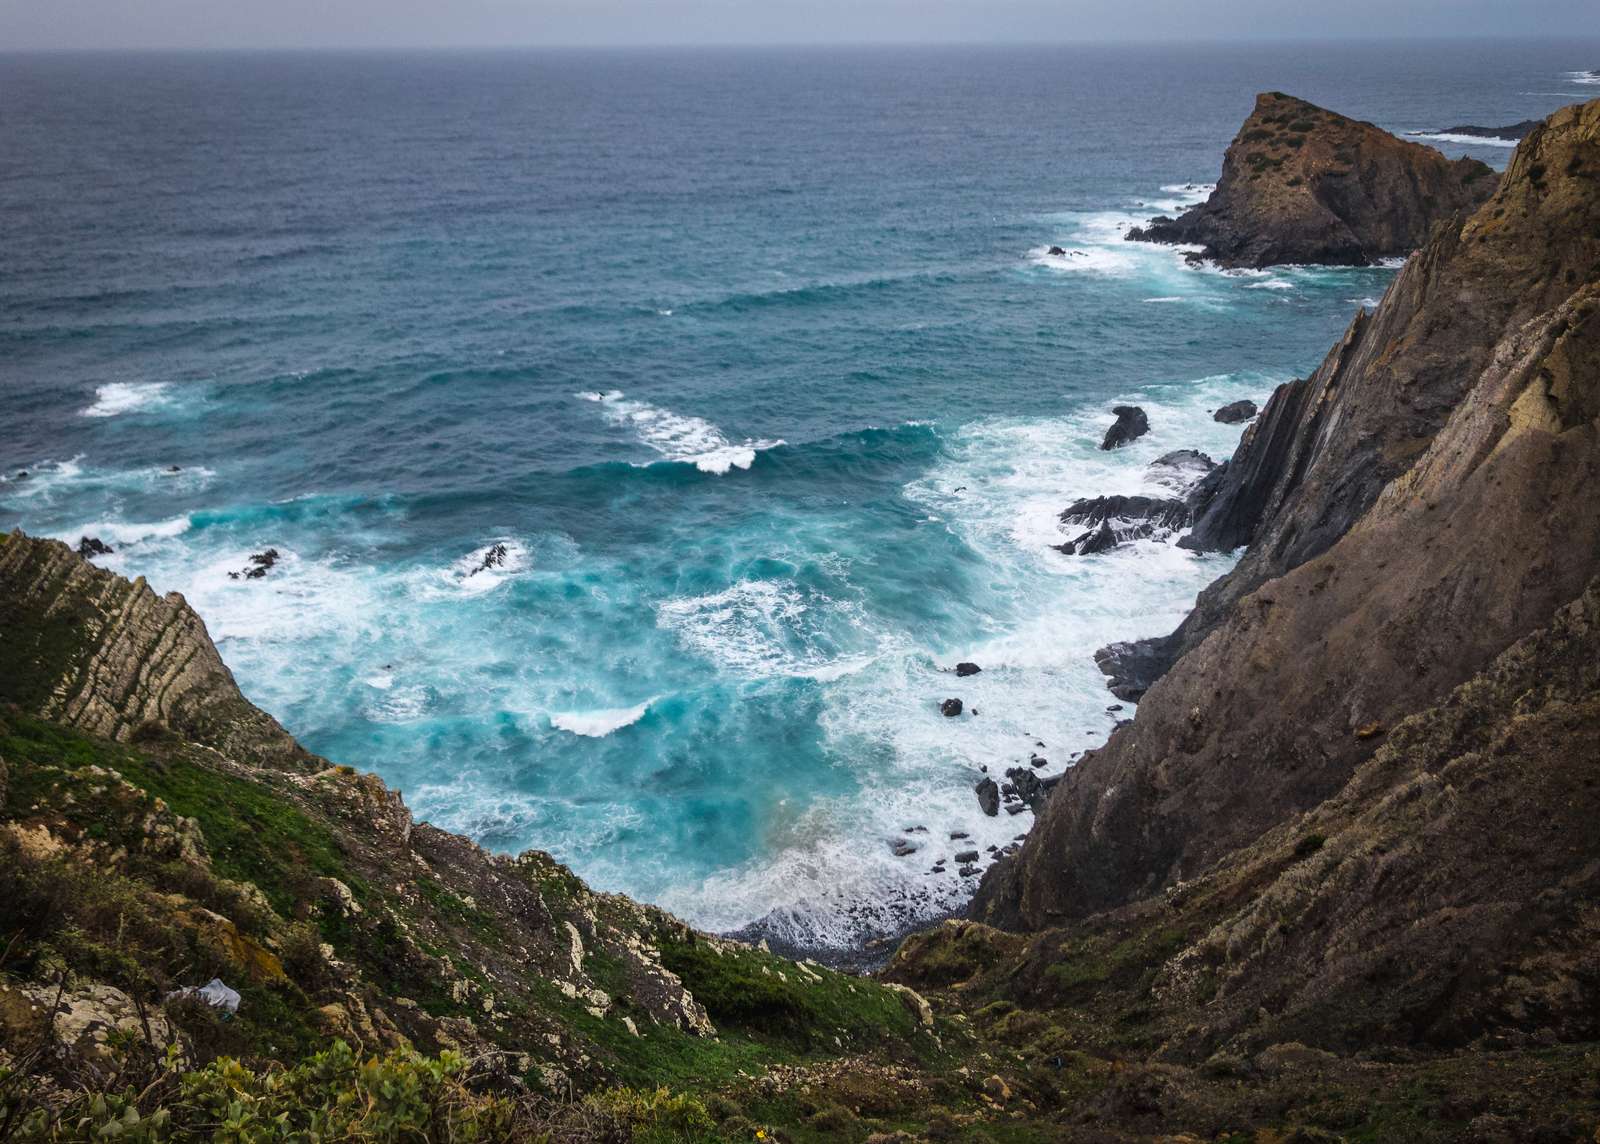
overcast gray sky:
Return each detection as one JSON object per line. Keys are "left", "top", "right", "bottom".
{"left": 0, "top": 0, "right": 1592, "bottom": 51}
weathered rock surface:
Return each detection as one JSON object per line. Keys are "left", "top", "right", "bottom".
{"left": 1127, "top": 92, "right": 1497, "bottom": 268}
{"left": 0, "top": 533, "right": 307, "bottom": 767}
{"left": 981, "top": 98, "right": 1600, "bottom": 930}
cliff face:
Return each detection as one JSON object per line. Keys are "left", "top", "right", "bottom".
{"left": 898, "top": 573, "right": 1600, "bottom": 1062}
{"left": 977, "top": 98, "right": 1600, "bottom": 930}
{"left": 0, "top": 535, "right": 305, "bottom": 767}
{"left": 1128, "top": 92, "right": 1496, "bottom": 268}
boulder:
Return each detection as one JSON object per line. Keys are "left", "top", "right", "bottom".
{"left": 974, "top": 777, "right": 1000, "bottom": 817}
{"left": 940, "top": 698, "right": 963, "bottom": 717}
{"left": 76, "top": 536, "right": 114, "bottom": 558}
{"left": 1100, "top": 406, "right": 1149, "bottom": 450}
{"left": 955, "top": 662, "right": 981, "bottom": 677}
{"left": 1213, "top": 399, "right": 1258, "bottom": 424}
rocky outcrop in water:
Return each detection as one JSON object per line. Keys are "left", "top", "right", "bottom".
{"left": 1098, "top": 405, "right": 1148, "bottom": 449}
{"left": 1127, "top": 92, "right": 1497, "bottom": 268}
{"left": 980, "top": 98, "right": 1600, "bottom": 932}
{"left": 1212, "top": 399, "right": 1257, "bottom": 423}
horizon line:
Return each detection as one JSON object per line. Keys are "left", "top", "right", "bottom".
{"left": 1, "top": 32, "right": 1592, "bottom": 55}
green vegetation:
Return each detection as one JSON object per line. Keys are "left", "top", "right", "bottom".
{"left": 658, "top": 936, "right": 915, "bottom": 1049}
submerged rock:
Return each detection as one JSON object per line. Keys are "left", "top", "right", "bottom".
{"left": 1099, "top": 406, "right": 1149, "bottom": 450}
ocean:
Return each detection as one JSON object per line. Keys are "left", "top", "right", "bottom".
{"left": 3, "top": 39, "right": 1592, "bottom": 949}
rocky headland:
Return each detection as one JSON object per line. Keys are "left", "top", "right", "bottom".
{"left": 1128, "top": 91, "right": 1498, "bottom": 267}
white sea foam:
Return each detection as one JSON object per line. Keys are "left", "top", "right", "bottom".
{"left": 650, "top": 375, "right": 1266, "bottom": 946}
{"left": 552, "top": 699, "right": 655, "bottom": 738}
{"left": 579, "top": 390, "right": 782, "bottom": 474}
{"left": 1405, "top": 130, "right": 1520, "bottom": 148}
{"left": 1245, "top": 279, "right": 1295, "bottom": 291}
{"left": 81, "top": 382, "right": 176, "bottom": 418}
{"left": 1349, "top": 296, "right": 1383, "bottom": 309}
{"left": 1567, "top": 71, "right": 1600, "bottom": 86}
{"left": 440, "top": 539, "right": 531, "bottom": 596}
{"left": 656, "top": 579, "right": 866, "bottom": 679}
{"left": 48, "top": 515, "right": 194, "bottom": 548}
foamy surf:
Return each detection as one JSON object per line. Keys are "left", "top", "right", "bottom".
{"left": 579, "top": 390, "right": 781, "bottom": 474}
{"left": 552, "top": 699, "right": 656, "bottom": 738}
{"left": 442, "top": 539, "right": 531, "bottom": 595}
{"left": 1405, "top": 131, "right": 1520, "bottom": 148}
{"left": 81, "top": 382, "right": 176, "bottom": 418}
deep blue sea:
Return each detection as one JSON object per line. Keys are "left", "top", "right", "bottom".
{"left": 4, "top": 40, "right": 1594, "bottom": 947}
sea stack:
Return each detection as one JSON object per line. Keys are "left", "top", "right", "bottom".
{"left": 1127, "top": 92, "right": 1497, "bottom": 267}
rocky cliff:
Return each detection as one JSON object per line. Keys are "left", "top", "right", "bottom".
{"left": 1128, "top": 91, "right": 1497, "bottom": 268}
{"left": 977, "top": 99, "right": 1600, "bottom": 943}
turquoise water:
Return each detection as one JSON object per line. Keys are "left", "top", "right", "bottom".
{"left": 2, "top": 42, "right": 1587, "bottom": 947}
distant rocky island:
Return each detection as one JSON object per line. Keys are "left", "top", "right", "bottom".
{"left": 1127, "top": 91, "right": 1497, "bottom": 267}
{"left": 1410, "top": 118, "right": 1543, "bottom": 140}
{"left": 4, "top": 94, "right": 1600, "bottom": 1143}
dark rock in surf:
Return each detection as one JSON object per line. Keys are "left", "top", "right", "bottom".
{"left": 955, "top": 662, "right": 981, "bottom": 677}
{"left": 1100, "top": 406, "right": 1149, "bottom": 450}
{"left": 1047, "top": 246, "right": 1067, "bottom": 256}
{"left": 941, "top": 698, "right": 964, "bottom": 717}
{"left": 1214, "top": 399, "right": 1259, "bottom": 424}
{"left": 1005, "top": 767, "right": 1044, "bottom": 809}
{"left": 1054, "top": 495, "right": 1188, "bottom": 556}
{"left": 471, "top": 543, "right": 509, "bottom": 576}
{"left": 76, "top": 536, "right": 114, "bottom": 558}
{"left": 954, "top": 850, "right": 980, "bottom": 864}
{"left": 975, "top": 777, "right": 1000, "bottom": 817}
{"left": 231, "top": 549, "right": 282, "bottom": 582}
